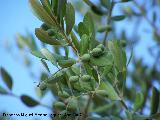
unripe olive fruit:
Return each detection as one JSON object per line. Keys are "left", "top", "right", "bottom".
{"left": 58, "top": 91, "right": 70, "bottom": 98}
{"left": 39, "top": 82, "right": 47, "bottom": 91}
{"left": 91, "top": 48, "right": 103, "bottom": 57}
{"left": 96, "top": 44, "right": 105, "bottom": 51}
{"left": 81, "top": 54, "right": 90, "bottom": 62}
{"left": 69, "top": 76, "right": 79, "bottom": 83}
{"left": 96, "top": 90, "right": 108, "bottom": 97}
{"left": 53, "top": 101, "right": 65, "bottom": 110}
{"left": 67, "top": 99, "right": 77, "bottom": 111}
{"left": 41, "top": 23, "right": 50, "bottom": 31}
{"left": 47, "top": 29, "right": 55, "bottom": 36}
{"left": 81, "top": 75, "right": 91, "bottom": 81}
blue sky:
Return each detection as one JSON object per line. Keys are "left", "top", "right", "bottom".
{"left": 0, "top": 0, "right": 159, "bottom": 119}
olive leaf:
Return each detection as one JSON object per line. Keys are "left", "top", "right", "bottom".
{"left": 71, "top": 31, "right": 80, "bottom": 51}
{"left": 29, "top": 0, "right": 56, "bottom": 26}
{"left": 40, "top": 48, "right": 58, "bottom": 67}
{"left": 40, "top": 0, "right": 53, "bottom": 17}
{"left": 31, "top": 50, "right": 46, "bottom": 59}
{"left": 21, "top": 95, "right": 39, "bottom": 107}
{"left": 99, "top": 81, "right": 121, "bottom": 100}
{"left": 0, "top": 86, "right": 8, "bottom": 95}
{"left": 0, "top": 67, "right": 13, "bottom": 90}
{"left": 65, "top": 3, "right": 75, "bottom": 35}
{"left": 111, "top": 15, "right": 126, "bottom": 21}
{"left": 150, "top": 87, "right": 159, "bottom": 115}
{"left": 83, "top": 12, "right": 95, "bottom": 38}
{"left": 80, "top": 34, "right": 89, "bottom": 55}
{"left": 133, "top": 92, "right": 144, "bottom": 112}
{"left": 78, "top": 22, "right": 89, "bottom": 37}
{"left": 41, "top": 59, "right": 50, "bottom": 73}
{"left": 108, "top": 40, "right": 126, "bottom": 72}
{"left": 35, "top": 28, "right": 66, "bottom": 46}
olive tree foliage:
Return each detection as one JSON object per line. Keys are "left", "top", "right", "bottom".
{"left": 0, "top": 0, "right": 160, "bottom": 120}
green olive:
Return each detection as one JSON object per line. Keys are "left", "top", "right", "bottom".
{"left": 53, "top": 101, "right": 65, "bottom": 110}
{"left": 47, "top": 29, "right": 55, "bottom": 36}
{"left": 69, "top": 76, "right": 79, "bottom": 83}
{"left": 81, "top": 75, "right": 91, "bottom": 81}
{"left": 96, "top": 44, "right": 105, "bottom": 51}
{"left": 58, "top": 91, "right": 70, "bottom": 98}
{"left": 41, "top": 23, "right": 50, "bottom": 31}
{"left": 96, "top": 90, "right": 108, "bottom": 97}
{"left": 67, "top": 99, "right": 77, "bottom": 111}
{"left": 81, "top": 54, "right": 90, "bottom": 62}
{"left": 39, "top": 82, "right": 47, "bottom": 91}
{"left": 91, "top": 48, "right": 103, "bottom": 57}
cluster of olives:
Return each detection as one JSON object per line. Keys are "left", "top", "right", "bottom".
{"left": 69, "top": 74, "right": 91, "bottom": 83}
{"left": 80, "top": 44, "right": 105, "bottom": 62}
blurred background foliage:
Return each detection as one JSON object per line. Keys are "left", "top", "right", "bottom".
{"left": 0, "top": 0, "right": 160, "bottom": 120}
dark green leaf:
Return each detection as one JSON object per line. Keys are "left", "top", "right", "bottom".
{"left": 0, "top": 68, "right": 13, "bottom": 90}
{"left": 21, "top": 95, "right": 39, "bottom": 107}
{"left": 29, "top": 0, "right": 56, "bottom": 26}
{"left": 65, "top": 3, "right": 75, "bottom": 35}
{"left": 133, "top": 92, "right": 144, "bottom": 112}
{"left": 80, "top": 34, "right": 89, "bottom": 55}
{"left": 78, "top": 22, "right": 89, "bottom": 37}
{"left": 150, "top": 87, "right": 159, "bottom": 115}
{"left": 111, "top": 15, "right": 125, "bottom": 21}
{"left": 100, "top": 0, "right": 111, "bottom": 9}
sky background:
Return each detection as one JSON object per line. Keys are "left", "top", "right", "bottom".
{"left": 0, "top": 0, "right": 159, "bottom": 120}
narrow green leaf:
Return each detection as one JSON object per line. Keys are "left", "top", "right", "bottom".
{"left": 97, "top": 25, "right": 112, "bottom": 33}
{"left": 108, "top": 41, "right": 126, "bottom": 72}
{"left": 83, "top": 12, "right": 95, "bottom": 37}
{"left": 29, "top": 0, "right": 56, "bottom": 26}
{"left": 0, "top": 68, "right": 13, "bottom": 90}
{"left": 47, "top": 71, "right": 64, "bottom": 84}
{"left": 80, "top": 34, "right": 89, "bottom": 55}
{"left": 31, "top": 50, "right": 46, "bottom": 59}
{"left": 40, "top": 0, "right": 53, "bottom": 17}
{"left": 150, "top": 87, "right": 159, "bottom": 115}
{"left": 99, "top": 81, "right": 121, "bottom": 100}
{"left": 40, "top": 48, "right": 58, "bottom": 67}
{"left": 21, "top": 95, "right": 39, "bottom": 107}
{"left": 65, "top": 3, "right": 75, "bottom": 35}
{"left": 35, "top": 28, "right": 66, "bottom": 45}
{"left": 0, "top": 86, "right": 8, "bottom": 94}
{"left": 100, "top": 0, "right": 111, "bottom": 9}
{"left": 133, "top": 92, "right": 144, "bottom": 112}
{"left": 41, "top": 59, "right": 50, "bottom": 73}
{"left": 78, "top": 22, "right": 89, "bottom": 37}
{"left": 71, "top": 31, "right": 80, "bottom": 51}
{"left": 111, "top": 15, "right": 125, "bottom": 21}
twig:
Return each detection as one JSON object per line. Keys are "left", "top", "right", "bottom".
{"left": 103, "top": 1, "right": 115, "bottom": 46}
